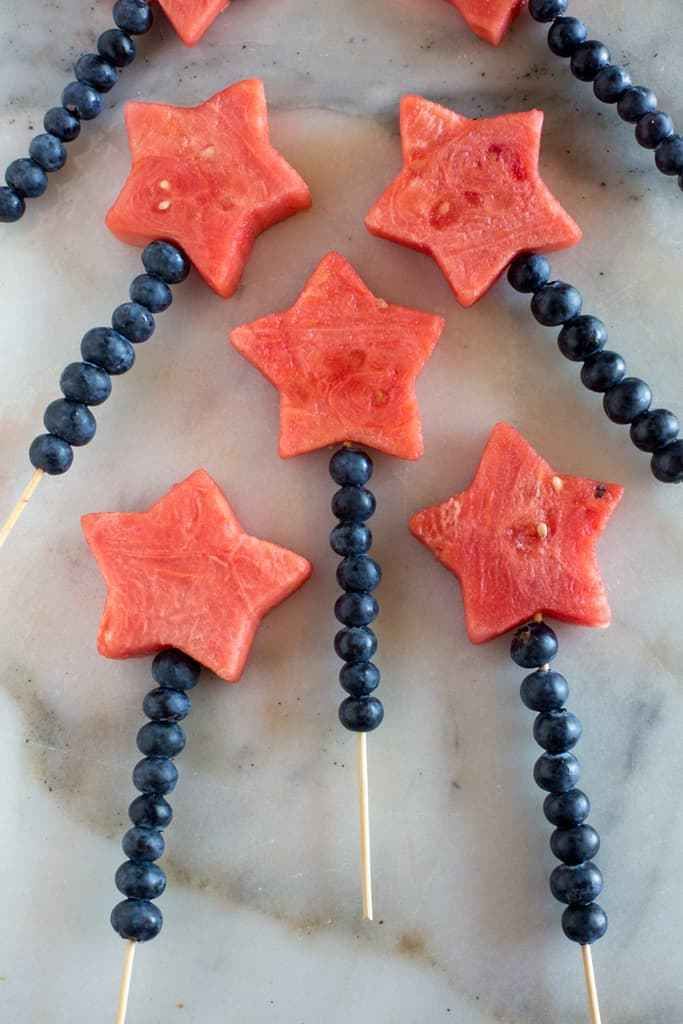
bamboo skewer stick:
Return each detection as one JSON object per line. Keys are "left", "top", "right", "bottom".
{"left": 357, "top": 731, "right": 373, "bottom": 921}
{"left": 114, "top": 939, "right": 137, "bottom": 1024}
{"left": 0, "top": 469, "right": 44, "bottom": 551}
{"left": 581, "top": 944, "right": 603, "bottom": 1024}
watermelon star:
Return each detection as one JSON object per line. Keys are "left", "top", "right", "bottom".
{"left": 158, "top": 0, "right": 230, "bottom": 46}
{"left": 365, "top": 97, "right": 582, "bottom": 307}
{"left": 82, "top": 470, "right": 312, "bottom": 682}
{"left": 445, "top": 0, "right": 526, "bottom": 46}
{"left": 410, "top": 422, "right": 623, "bottom": 644}
{"left": 230, "top": 252, "right": 445, "bottom": 460}
{"left": 106, "top": 79, "right": 311, "bottom": 298}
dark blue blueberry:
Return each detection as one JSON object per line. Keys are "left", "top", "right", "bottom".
{"left": 558, "top": 316, "right": 607, "bottom": 361}
{"left": 142, "top": 241, "right": 191, "bottom": 284}
{"left": 581, "top": 351, "right": 626, "bottom": 392}
{"left": 335, "top": 592, "right": 379, "bottom": 627}
{"left": 60, "top": 362, "right": 111, "bottom": 406}
{"left": 122, "top": 826, "right": 165, "bottom": 862}
{"left": 334, "top": 626, "right": 377, "bottom": 663}
{"left": 43, "top": 107, "right": 81, "bottom": 142}
{"left": 507, "top": 253, "right": 550, "bottom": 293}
{"left": 152, "top": 649, "right": 201, "bottom": 690}
{"left": 511, "top": 621, "right": 558, "bottom": 668}
{"left": 651, "top": 439, "right": 683, "bottom": 484}
{"left": 330, "top": 523, "right": 372, "bottom": 556}
{"left": 29, "top": 134, "right": 67, "bottom": 172}
{"left": 29, "top": 433, "right": 73, "bottom": 475}
{"left": 43, "top": 398, "right": 96, "bottom": 446}
{"left": 562, "top": 902, "right": 608, "bottom": 944}
{"left": 521, "top": 669, "right": 569, "bottom": 711}
{"left": 112, "top": 302, "right": 155, "bottom": 343}
{"left": 531, "top": 282, "right": 582, "bottom": 326}
{"left": 62, "top": 81, "right": 102, "bottom": 120}
{"left": 618, "top": 86, "right": 658, "bottom": 124}
{"left": 113, "top": 0, "right": 153, "bottom": 34}
{"left": 603, "top": 378, "right": 652, "bottom": 424}
{"left": 529, "top": 0, "right": 567, "bottom": 21}
{"left": 0, "top": 187, "right": 25, "bottom": 222}
{"left": 75, "top": 53, "right": 118, "bottom": 92}
{"left": 115, "top": 860, "right": 166, "bottom": 900}
{"left": 550, "top": 861, "right": 603, "bottom": 904}
{"left": 128, "top": 793, "right": 173, "bottom": 829}
{"left": 130, "top": 274, "right": 172, "bottom": 313}
{"left": 547, "top": 17, "right": 587, "bottom": 58}
{"left": 340, "top": 662, "right": 380, "bottom": 697}
{"left": 551, "top": 824, "right": 601, "bottom": 865}
{"left": 630, "top": 409, "right": 679, "bottom": 453}
{"left": 98, "top": 28, "right": 137, "bottom": 67}
{"left": 143, "top": 687, "right": 191, "bottom": 722}
{"left": 337, "top": 555, "right": 381, "bottom": 593}
{"left": 593, "top": 65, "right": 631, "bottom": 104}
{"left": 570, "top": 41, "right": 610, "bottom": 82}
{"left": 331, "top": 486, "right": 376, "bottom": 522}
{"left": 535, "top": 752, "right": 581, "bottom": 793}
{"left": 655, "top": 134, "right": 683, "bottom": 176}
{"left": 329, "top": 448, "right": 374, "bottom": 486}
{"left": 137, "top": 721, "right": 185, "bottom": 758}
{"left": 5, "top": 158, "right": 47, "bottom": 198}
{"left": 81, "top": 327, "right": 135, "bottom": 375}
{"left": 544, "top": 789, "right": 591, "bottom": 828}
{"left": 635, "top": 111, "right": 674, "bottom": 149}
{"left": 133, "top": 756, "right": 178, "bottom": 794}
{"left": 534, "top": 710, "right": 582, "bottom": 753}
{"left": 339, "top": 696, "right": 384, "bottom": 732}
{"left": 111, "top": 899, "right": 162, "bottom": 942}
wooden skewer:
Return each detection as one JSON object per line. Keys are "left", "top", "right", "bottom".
{"left": 114, "top": 939, "right": 137, "bottom": 1024}
{"left": 0, "top": 468, "right": 44, "bottom": 551}
{"left": 581, "top": 944, "right": 603, "bottom": 1024}
{"left": 357, "top": 731, "right": 373, "bottom": 921}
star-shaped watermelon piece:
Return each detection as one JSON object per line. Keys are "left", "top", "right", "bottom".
{"left": 230, "top": 252, "right": 445, "bottom": 460}
{"left": 158, "top": 0, "right": 230, "bottom": 47}
{"left": 445, "top": 0, "right": 526, "bottom": 46}
{"left": 410, "top": 422, "right": 623, "bottom": 644}
{"left": 106, "top": 79, "right": 311, "bottom": 298}
{"left": 365, "top": 97, "right": 582, "bottom": 307}
{"left": 82, "top": 469, "right": 312, "bottom": 682}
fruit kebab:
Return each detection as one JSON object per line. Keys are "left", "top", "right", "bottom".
{"left": 81, "top": 469, "right": 311, "bottom": 1023}
{"left": 230, "top": 251, "right": 445, "bottom": 918}
{"left": 0, "top": 0, "right": 237, "bottom": 224}
{"left": 0, "top": 79, "right": 311, "bottom": 550}
{"left": 365, "top": 95, "right": 682, "bottom": 483}
{"left": 410, "top": 422, "right": 623, "bottom": 1024}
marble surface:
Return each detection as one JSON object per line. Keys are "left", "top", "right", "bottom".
{"left": 1, "top": 1, "right": 682, "bottom": 1021}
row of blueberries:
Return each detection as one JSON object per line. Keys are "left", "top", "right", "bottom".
{"left": 28, "top": 240, "right": 189, "bottom": 476}
{"left": 329, "top": 449, "right": 385, "bottom": 734}
{"left": 508, "top": 253, "right": 683, "bottom": 484}
{"left": 511, "top": 620, "right": 607, "bottom": 946}
{"left": 111, "top": 648, "right": 201, "bottom": 943}
{"left": 529, "top": 0, "right": 683, "bottom": 191}
{"left": 0, "top": 0, "right": 153, "bottom": 224}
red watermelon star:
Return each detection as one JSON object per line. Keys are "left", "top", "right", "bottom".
{"left": 82, "top": 470, "right": 312, "bottom": 682}
{"left": 365, "top": 97, "right": 582, "bottom": 307}
{"left": 230, "top": 252, "right": 445, "bottom": 460}
{"left": 445, "top": 0, "right": 526, "bottom": 46}
{"left": 106, "top": 79, "right": 311, "bottom": 298}
{"left": 410, "top": 423, "right": 623, "bottom": 644}
{"left": 158, "top": 0, "right": 230, "bottom": 46}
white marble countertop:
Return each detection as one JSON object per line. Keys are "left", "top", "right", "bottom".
{"left": 1, "top": 1, "right": 682, "bottom": 1021}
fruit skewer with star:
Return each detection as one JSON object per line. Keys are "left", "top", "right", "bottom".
{"left": 0, "top": 0, "right": 239, "bottom": 224}
{"left": 366, "top": 94, "right": 682, "bottom": 484}
{"left": 411, "top": 421, "right": 624, "bottom": 1024}
{"left": 81, "top": 468, "right": 312, "bottom": 1023}
{"left": 0, "top": 79, "right": 312, "bottom": 550}
{"left": 230, "top": 251, "right": 446, "bottom": 919}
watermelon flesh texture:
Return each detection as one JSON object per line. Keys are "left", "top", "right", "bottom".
{"left": 446, "top": 0, "right": 527, "bottom": 46}
{"left": 410, "top": 422, "right": 623, "bottom": 644}
{"left": 158, "top": 0, "right": 230, "bottom": 46}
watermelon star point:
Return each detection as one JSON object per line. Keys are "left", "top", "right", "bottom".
{"left": 158, "top": 0, "right": 230, "bottom": 46}
{"left": 446, "top": 0, "right": 526, "bottom": 46}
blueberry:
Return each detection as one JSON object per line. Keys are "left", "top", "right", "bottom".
{"left": 330, "top": 523, "right": 372, "bottom": 556}
{"left": 43, "top": 398, "right": 96, "bottom": 446}
{"left": 511, "top": 621, "right": 558, "bottom": 669}
{"left": 151, "top": 649, "right": 201, "bottom": 690}
{"left": 62, "top": 81, "right": 102, "bottom": 120}
{"left": 143, "top": 687, "right": 191, "bottom": 721}
{"left": 593, "top": 65, "right": 631, "bottom": 104}
{"left": 130, "top": 274, "right": 172, "bottom": 313}
{"left": 562, "top": 902, "right": 608, "bottom": 944}
{"left": 116, "top": 860, "right": 166, "bottom": 900}
{"left": 112, "top": 302, "right": 155, "bottom": 343}
{"left": 128, "top": 793, "right": 172, "bottom": 829}
{"left": 630, "top": 409, "right": 679, "bottom": 453}
{"left": 331, "top": 486, "right": 376, "bottom": 522}
{"left": 558, "top": 316, "right": 607, "bottom": 361}
{"left": 337, "top": 555, "right": 381, "bottom": 593}
{"left": 132, "top": 756, "right": 178, "bottom": 794}
{"left": 635, "top": 111, "right": 674, "bottom": 149}
{"left": 43, "top": 107, "right": 81, "bottom": 142}
{"left": 551, "top": 824, "right": 601, "bottom": 865}
{"left": 603, "top": 378, "right": 652, "bottom": 424}
{"left": 550, "top": 861, "right": 603, "bottom": 904}
{"left": 528, "top": 0, "right": 567, "bottom": 22}
{"left": 29, "top": 434, "right": 74, "bottom": 475}
{"left": 655, "top": 134, "right": 683, "bottom": 176}
{"left": 520, "top": 670, "right": 569, "bottom": 711}
{"left": 335, "top": 592, "right": 379, "bottom": 627}
{"left": 651, "top": 439, "right": 683, "bottom": 484}
{"left": 570, "top": 41, "right": 611, "bottom": 83}
{"left": 617, "top": 86, "right": 658, "bottom": 124}
{"left": 5, "top": 158, "right": 47, "bottom": 198}
{"left": 338, "top": 696, "right": 384, "bottom": 732}
{"left": 111, "top": 899, "right": 163, "bottom": 942}
{"left": 334, "top": 626, "right": 377, "bottom": 663}
{"left": 142, "top": 241, "right": 191, "bottom": 284}
{"left": 531, "top": 282, "right": 582, "bottom": 326}
{"left": 534, "top": 752, "right": 581, "bottom": 793}
{"left": 122, "top": 826, "right": 165, "bottom": 862}
{"left": 81, "top": 327, "right": 134, "bottom": 375}
{"left": 0, "top": 187, "right": 25, "bottom": 222}
{"left": 544, "top": 789, "right": 591, "bottom": 828}
{"left": 329, "top": 449, "right": 374, "bottom": 486}
{"left": 534, "top": 710, "right": 582, "bottom": 753}
{"left": 507, "top": 253, "right": 551, "bottom": 293}
{"left": 75, "top": 53, "right": 118, "bottom": 93}
{"left": 113, "top": 0, "right": 153, "bottom": 34}
{"left": 136, "top": 721, "right": 185, "bottom": 758}
{"left": 581, "top": 351, "right": 626, "bottom": 393}
{"left": 98, "top": 28, "right": 137, "bottom": 67}
{"left": 29, "top": 134, "right": 67, "bottom": 172}
{"left": 547, "top": 17, "right": 587, "bottom": 59}
{"left": 340, "top": 662, "right": 380, "bottom": 697}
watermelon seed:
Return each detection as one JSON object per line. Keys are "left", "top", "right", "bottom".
{"left": 537, "top": 523, "right": 549, "bottom": 539}
{"left": 199, "top": 145, "right": 216, "bottom": 159}
{"left": 157, "top": 200, "right": 171, "bottom": 211}
{"left": 552, "top": 475, "right": 564, "bottom": 492}
{"left": 158, "top": 179, "right": 171, "bottom": 191}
